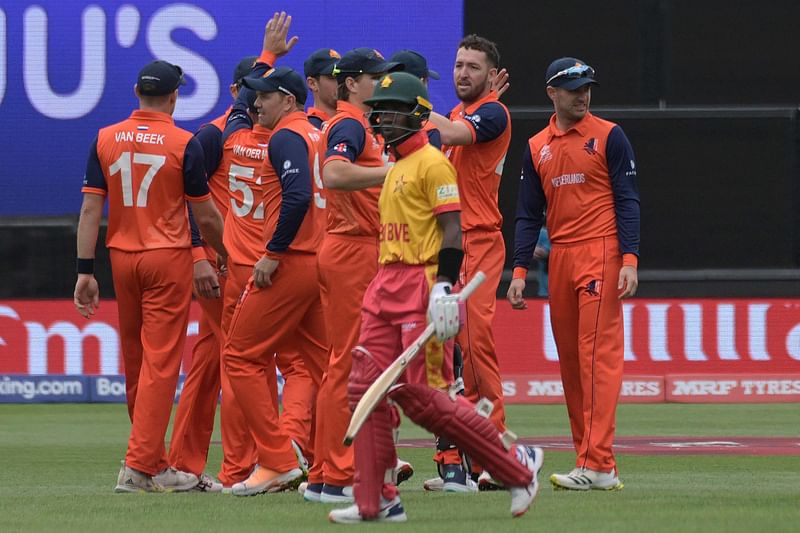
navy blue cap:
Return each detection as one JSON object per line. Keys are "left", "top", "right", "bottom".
{"left": 333, "top": 48, "right": 403, "bottom": 81}
{"left": 241, "top": 66, "right": 308, "bottom": 105}
{"left": 233, "top": 56, "right": 258, "bottom": 84}
{"left": 137, "top": 60, "right": 185, "bottom": 96}
{"left": 545, "top": 57, "right": 598, "bottom": 90}
{"left": 304, "top": 48, "right": 341, "bottom": 78}
{"left": 389, "top": 50, "right": 439, "bottom": 80}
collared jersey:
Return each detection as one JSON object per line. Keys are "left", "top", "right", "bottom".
{"left": 221, "top": 125, "right": 272, "bottom": 266}
{"left": 379, "top": 132, "right": 460, "bottom": 265}
{"left": 322, "top": 100, "right": 385, "bottom": 236}
{"left": 306, "top": 106, "right": 330, "bottom": 130}
{"left": 83, "top": 109, "right": 210, "bottom": 252}
{"left": 442, "top": 91, "right": 510, "bottom": 231}
{"left": 261, "top": 111, "right": 324, "bottom": 255}
{"left": 512, "top": 112, "right": 640, "bottom": 270}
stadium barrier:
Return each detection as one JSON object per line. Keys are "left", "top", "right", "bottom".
{"left": 1, "top": 298, "right": 798, "bottom": 403}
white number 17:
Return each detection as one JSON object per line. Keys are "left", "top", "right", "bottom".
{"left": 109, "top": 152, "right": 167, "bottom": 207}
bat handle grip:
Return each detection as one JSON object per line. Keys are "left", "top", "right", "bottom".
{"left": 457, "top": 271, "right": 486, "bottom": 301}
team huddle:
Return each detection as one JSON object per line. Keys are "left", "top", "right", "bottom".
{"left": 73, "top": 10, "right": 640, "bottom": 524}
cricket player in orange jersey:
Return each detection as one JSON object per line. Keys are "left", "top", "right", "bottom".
{"left": 74, "top": 60, "right": 225, "bottom": 493}
{"left": 302, "top": 47, "right": 400, "bottom": 504}
{"left": 217, "top": 66, "right": 320, "bottom": 487}
{"left": 508, "top": 58, "right": 640, "bottom": 491}
{"left": 169, "top": 12, "right": 297, "bottom": 491}
{"left": 425, "top": 34, "right": 511, "bottom": 490}
{"left": 305, "top": 48, "right": 340, "bottom": 128}
{"left": 221, "top": 66, "right": 328, "bottom": 497}
{"left": 328, "top": 72, "right": 542, "bottom": 524}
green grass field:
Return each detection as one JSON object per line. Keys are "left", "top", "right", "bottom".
{"left": 1, "top": 403, "right": 799, "bottom": 532}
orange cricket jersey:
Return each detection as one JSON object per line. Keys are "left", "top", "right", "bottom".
{"left": 84, "top": 110, "right": 210, "bottom": 252}
{"left": 261, "top": 111, "right": 324, "bottom": 254}
{"left": 528, "top": 112, "right": 618, "bottom": 244}
{"left": 221, "top": 125, "right": 272, "bottom": 267}
{"left": 321, "top": 100, "right": 384, "bottom": 236}
{"left": 442, "top": 91, "right": 511, "bottom": 232}
{"left": 209, "top": 107, "right": 231, "bottom": 133}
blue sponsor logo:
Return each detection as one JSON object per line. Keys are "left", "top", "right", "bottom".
{"left": 0, "top": 375, "right": 89, "bottom": 403}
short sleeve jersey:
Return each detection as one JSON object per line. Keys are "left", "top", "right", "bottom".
{"left": 442, "top": 91, "right": 511, "bottom": 231}
{"left": 221, "top": 125, "right": 272, "bottom": 267}
{"left": 321, "top": 100, "right": 385, "bottom": 236}
{"left": 379, "top": 132, "right": 460, "bottom": 265}
{"left": 261, "top": 111, "right": 324, "bottom": 254}
{"left": 82, "top": 110, "right": 210, "bottom": 251}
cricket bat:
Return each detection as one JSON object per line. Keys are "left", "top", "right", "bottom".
{"left": 343, "top": 271, "right": 486, "bottom": 446}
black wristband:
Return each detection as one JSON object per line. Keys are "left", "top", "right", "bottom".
{"left": 77, "top": 258, "right": 95, "bottom": 275}
{"left": 437, "top": 248, "right": 464, "bottom": 285}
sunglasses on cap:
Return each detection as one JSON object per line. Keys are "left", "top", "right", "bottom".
{"left": 546, "top": 64, "right": 595, "bottom": 85}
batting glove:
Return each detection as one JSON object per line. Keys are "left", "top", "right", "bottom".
{"left": 427, "top": 282, "right": 460, "bottom": 341}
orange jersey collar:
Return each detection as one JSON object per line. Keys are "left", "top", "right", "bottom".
{"left": 130, "top": 109, "right": 175, "bottom": 124}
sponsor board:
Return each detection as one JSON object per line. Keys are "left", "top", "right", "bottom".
{"left": 0, "top": 374, "right": 89, "bottom": 403}
{"left": 502, "top": 375, "right": 665, "bottom": 404}
{"left": 666, "top": 374, "right": 800, "bottom": 403}
{"left": 2, "top": 298, "right": 799, "bottom": 377}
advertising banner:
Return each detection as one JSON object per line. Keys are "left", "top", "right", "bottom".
{"left": 0, "top": 1, "right": 463, "bottom": 215}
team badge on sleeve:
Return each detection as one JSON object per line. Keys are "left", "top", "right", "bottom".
{"left": 333, "top": 143, "right": 348, "bottom": 153}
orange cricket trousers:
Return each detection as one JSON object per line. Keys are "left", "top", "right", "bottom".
{"left": 223, "top": 253, "right": 328, "bottom": 472}
{"left": 168, "top": 245, "right": 224, "bottom": 476}
{"left": 457, "top": 229, "right": 506, "bottom": 431}
{"left": 111, "top": 247, "right": 192, "bottom": 476}
{"left": 217, "top": 262, "right": 255, "bottom": 486}
{"left": 548, "top": 236, "right": 624, "bottom": 473}
{"left": 309, "top": 233, "right": 378, "bottom": 486}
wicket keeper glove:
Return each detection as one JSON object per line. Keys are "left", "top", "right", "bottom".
{"left": 428, "top": 282, "right": 460, "bottom": 341}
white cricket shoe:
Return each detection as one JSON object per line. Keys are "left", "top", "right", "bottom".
{"left": 550, "top": 467, "right": 623, "bottom": 491}
{"left": 192, "top": 473, "right": 224, "bottom": 493}
{"left": 153, "top": 467, "right": 198, "bottom": 492}
{"left": 423, "top": 476, "right": 444, "bottom": 492}
{"left": 301, "top": 482, "right": 323, "bottom": 503}
{"left": 478, "top": 470, "right": 504, "bottom": 491}
{"left": 393, "top": 458, "right": 414, "bottom": 485}
{"left": 320, "top": 484, "right": 354, "bottom": 503}
{"left": 114, "top": 465, "right": 165, "bottom": 493}
{"left": 231, "top": 465, "right": 303, "bottom": 496}
{"left": 328, "top": 496, "right": 408, "bottom": 524}
{"left": 509, "top": 445, "right": 543, "bottom": 518}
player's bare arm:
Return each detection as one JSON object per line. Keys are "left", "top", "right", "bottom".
{"left": 74, "top": 193, "right": 104, "bottom": 318}
{"left": 618, "top": 265, "right": 638, "bottom": 299}
{"left": 193, "top": 259, "right": 220, "bottom": 299}
{"left": 322, "top": 159, "right": 388, "bottom": 190}
{"left": 190, "top": 199, "right": 227, "bottom": 259}
{"left": 428, "top": 112, "right": 474, "bottom": 146}
{"left": 262, "top": 11, "right": 298, "bottom": 58}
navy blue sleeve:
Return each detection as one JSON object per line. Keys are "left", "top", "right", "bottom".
{"left": 193, "top": 124, "right": 223, "bottom": 177}
{"left": 308, "top": 115, "right": 324, "bottom": 130}
{"left": 187, "top": 203, "right": 204, "bottom": 247}
{"left": 426, "top": 127, "right": 442, "bottom": 149}
{"left": 266, "top": 129, "right": 312, "bottom": 253}
{"left": 222, "top": 87, "right": 255, "bottom": 143}
{"left": 462, "top": 102, "right": 508, "bottom": 144}
{"left": 606, "top": 125, "right": 640, "bottom": 257}
{"left": 324, "top": 118, "right": 365, "bottom": 163}
{"left": 83, "top": 136, "right": 106, "bottom": 191}
{"left": 512, "top": 144, "right": 547, "bottom": 270}
{"left": 182, "top": 137, "right": 210, "bottom": 198}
